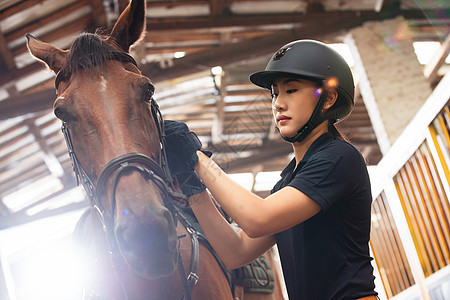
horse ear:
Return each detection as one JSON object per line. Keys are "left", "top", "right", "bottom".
{"left": 107, "top": 0, "right": 146, "bottom": 52}
{"left": 26, "top": 34, "right": 68, "bottom": 74}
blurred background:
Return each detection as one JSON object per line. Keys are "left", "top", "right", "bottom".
{"left": 0, "top": 0, "right": 449, "bottom": 299}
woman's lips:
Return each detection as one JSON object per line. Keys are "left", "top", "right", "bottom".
{"left": 277, "top": 115, "right": 291, "bottom": 124}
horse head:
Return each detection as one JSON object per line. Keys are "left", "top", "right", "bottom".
{"left": 26, "top": 0, "right": 179, "bottom": 279}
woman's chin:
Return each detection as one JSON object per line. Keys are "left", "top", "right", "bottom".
{"left": 279, "top": 129, "right": 297, "bottom": 139}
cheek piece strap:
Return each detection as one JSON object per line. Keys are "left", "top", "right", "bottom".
{"left": 276, "top": 84, "right": 329, "bottom": 144}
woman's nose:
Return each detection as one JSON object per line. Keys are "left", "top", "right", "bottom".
{"left": 273, "top": 96, "right": 286, "bottom": 111}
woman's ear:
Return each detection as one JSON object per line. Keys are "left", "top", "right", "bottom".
{"left": 322, "top": 88, "right": 338, "bottom": 112}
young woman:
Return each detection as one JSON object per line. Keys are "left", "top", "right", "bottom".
{"left": 164, "top": 40, "right": 378, "bottom": 300}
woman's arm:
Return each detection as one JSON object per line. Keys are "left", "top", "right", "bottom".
{"left": 195, "top": 151, "right": 321, "bottom": 238}
{"left": 189, "top": 190, "right": 275, "bottom": 269}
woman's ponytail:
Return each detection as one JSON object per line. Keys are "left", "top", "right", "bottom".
{"left": 328, "top": 123, "right": 350, "bottom": 143}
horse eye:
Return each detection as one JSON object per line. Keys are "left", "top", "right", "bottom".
{"left": 54, "top": 106, "right": 71, "bottom": 122}
{"left": 54, "top": 107, "right": 66, "bottom": 121}
{"left": 143, "top": 83, "right": 155, "bottom": 102}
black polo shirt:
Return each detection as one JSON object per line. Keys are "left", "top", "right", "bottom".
{"left": 271, "top": 133, "right": 377, "bottom": 300}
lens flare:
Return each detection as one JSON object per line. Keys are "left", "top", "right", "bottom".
{"left": 325, "top": 77, "right": 338, "bottom": 89}
{"left": 123, "top": 209, "right": 129, "bottom": 216}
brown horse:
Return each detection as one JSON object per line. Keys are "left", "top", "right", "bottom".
{"left": 26, "top": 0, "right": 284, "bottom": 299}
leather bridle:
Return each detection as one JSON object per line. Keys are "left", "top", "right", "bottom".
{"left": 57, "top": 51, "right": 200, "bottom": 300}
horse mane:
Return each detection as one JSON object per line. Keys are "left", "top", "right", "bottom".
{"left": 66, "top": 33, "right": 117, "bottom": 74}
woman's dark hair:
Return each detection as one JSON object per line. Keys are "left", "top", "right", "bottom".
{"left": 328, "top": 123, "right": 350, "bottom": 142}
{"left": 318, "top": 79, "right": 350, "bottom": 143}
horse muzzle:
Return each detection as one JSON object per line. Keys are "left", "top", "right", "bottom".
{"left": 115, "top": 205, "right": 178, "bottom": 279}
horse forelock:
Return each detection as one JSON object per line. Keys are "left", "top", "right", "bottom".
{"left": 63, "top": 33, "right": 118, "bottom": 78}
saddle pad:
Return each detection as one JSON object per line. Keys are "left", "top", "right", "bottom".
{"left": 233, "top": 255, "right": 275, "bottom": 294}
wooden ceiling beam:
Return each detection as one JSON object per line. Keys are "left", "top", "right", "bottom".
{"left": 376, "top": 0, "right": 400, "bottom": 12}
{"left": 145, "top": 32, "right": 220, "bottom": 43}
{"left": 141, "top": 9, "right": 433, "bottom": 82}
{"left": 0, "top": 165, "right": 49, "bottom": 198}
{"left": 0, "top": 88, "right": 55, "bottom": 120}
{"left": 146, "top": 0, "right": 294, "bottom": 6}
{"left": 0, "top": 61, "right": 44, "bottom": 87}
{"left": 12, "top": 15, "right": 92, "bottom": 55}
{"left": 145, "top": 9, "right": 429, "bottom": 31}
{"left": 6, "top": 0, "right": 90, "bottom": 43}
{"left": 306, "top": 0, "right": 325, "bottom": 13}
{"left": 25, "top": 119, "right": 64, "bottom": 177}
{"left": 0, "top": 28, "right": 16, "bottom": 71}
{"left": 142, "top": 31, "right": 293, "bottom": 82}
{"left": 142, "top": 17, "right": 357, "bottom": 83}
{"left": 146, "top": 13, "right": 309, "bottom": 31}
{"left": 209, "top": 0, "right": 228, "bottom": 17}
{"left": 0, "top": 152, "right": 44, "bottom": 183}
{"left": 0, "top": 130, "right": 30, "bottom": 153}
{"left": 145, "top": 27, "right": 275, "bottom": 38}
{"left": 0, "top": 199, "right": 86, "bottom": 230}
{"left": 424, "top": 33, "right": 450, "bottom": 85}
{"left": 9, "top": 169, "right": 75, "bottom": 214}
{"left": 0, "top": 0, "right": 44, "bottom": 21}
{"left": 89, "top": 0, "right": 107, "bottom": 28}
{"left": 0, "top": 143, "right": 39, "bottom": 168}
{"left": 0, "top": 6, "right": 437, "bottom": 121}
{"left": 217, "top": 140, "right": 292, "bottom": 172}
{"left": 147, "top": 1, "right": 208, "bottom": 7}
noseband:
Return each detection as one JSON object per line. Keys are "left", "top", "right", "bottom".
{"left": 58, "top": 51, "right": 200, "bottom": 299}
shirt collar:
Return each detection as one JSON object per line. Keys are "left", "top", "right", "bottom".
{"left": 280, "top": 132, "right": 334, "bottom": 177}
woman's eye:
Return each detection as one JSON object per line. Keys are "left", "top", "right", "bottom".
{"left": 287, "top": 89, "right": 297, "bottom": 94}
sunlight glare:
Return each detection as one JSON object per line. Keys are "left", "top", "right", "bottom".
{"left": 16, "top": 241, "right": 84, "bottom": 300}
{"left": 0, "top": 209, "right": 86, "bottom": 300}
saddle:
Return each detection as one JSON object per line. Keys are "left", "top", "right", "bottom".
{"left": 177, "top": 205, "right": 275, "bottom": 295}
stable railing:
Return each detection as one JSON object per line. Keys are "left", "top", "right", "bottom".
{"left": 369, "top": 73, "right": 450, "bottom": 300}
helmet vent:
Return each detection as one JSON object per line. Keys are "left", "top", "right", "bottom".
{"left": 273, "top": 46, "right": 292, "bottom": 60}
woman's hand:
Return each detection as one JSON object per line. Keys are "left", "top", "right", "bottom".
{"left": 164, "top": 120, "right": 203, "bottom": 174}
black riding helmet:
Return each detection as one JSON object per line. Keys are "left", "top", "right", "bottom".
{"left": 250, "top": 39, "right": 355, "bottom": 143}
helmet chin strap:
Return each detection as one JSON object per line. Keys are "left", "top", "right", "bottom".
{"left": 276, "top": 88, "right": 328, "bottom": 144}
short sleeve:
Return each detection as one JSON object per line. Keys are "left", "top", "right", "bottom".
{"left": 288, "top": 149, "right": 361, "bottom": 211}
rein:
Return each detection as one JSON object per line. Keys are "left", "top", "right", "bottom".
{"left": 58, "top": 51, "right": 200, "bottom": 300}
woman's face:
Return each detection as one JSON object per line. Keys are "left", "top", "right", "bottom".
{"left": 271, "top": 77, "right": 321, "bottom": 139}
